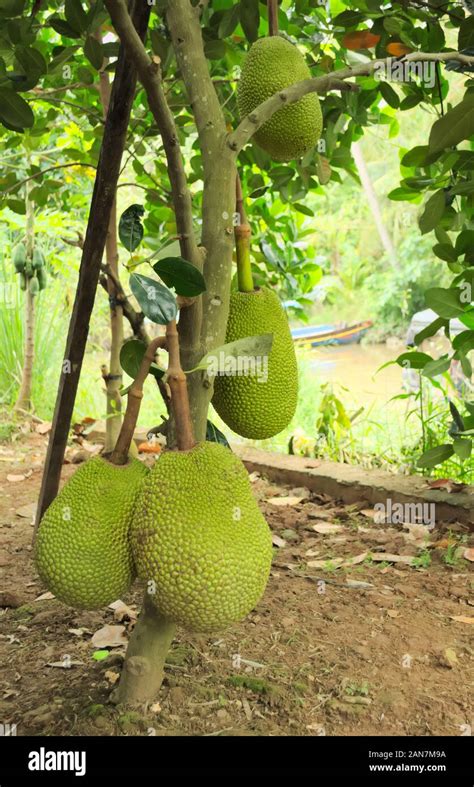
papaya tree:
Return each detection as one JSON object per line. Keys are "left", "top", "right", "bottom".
{"left": 2, "top": 0, "right": 473, "bottom": 706}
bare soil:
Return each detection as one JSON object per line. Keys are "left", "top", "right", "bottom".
{"left": 0, "top": 428, "right": 472, "bottom": 737}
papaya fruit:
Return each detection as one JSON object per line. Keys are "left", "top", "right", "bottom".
{"left": 12, "top": 243, "right": 26, "bottom": 273}
{"left": 19, "top": 272, "right": 27, "bottom": 291}
{"left": 29, "top": 275, "right": 39, "bottom": 296}
{"left": 32, "top": 247, "right": 46, "bottom": 270}
{"left": 37, "top": 267, "right": 47, "bottom": 291}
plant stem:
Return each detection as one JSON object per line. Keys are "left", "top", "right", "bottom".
{"left": 235, "top": 172, "right": 254, "bottom": 293}
{"left": 268, "top": 0, "right": 279, "bottom": 36}
{"left": 110, "top": 336, "right": 166, "bottom": 466}
{"left": 166, "top": 319, "right": 196, "bottom": 451}
{"left": 15, "top": 177, "right": 35, "bottom": 412}
{"left": 111, "top": 593, "right": 176, "bottom": 707}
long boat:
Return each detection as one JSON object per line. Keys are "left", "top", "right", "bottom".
{"left": 291, "top": 320, "right": 373, "bottom": 347}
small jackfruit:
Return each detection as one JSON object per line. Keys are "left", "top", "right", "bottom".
{"left": 35, "top": 457, "right": 148, "bottom": 610}
{"left": 212, "top": 288, "right": 298, "bottom": 439}
{"left": 237, "top": 36, "right": 322, "bottom": 162}
{"left": 12, "top": 243, "right": 26, "bottom": 273}
{"left": 131, "top": 442, "right": 272, "bottom": 632}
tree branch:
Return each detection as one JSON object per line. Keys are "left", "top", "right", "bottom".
{"left": 4, "top": 163, "right": 96, "bottom": 195}
{"left": 104, "top": 0, "right": 199, "bottom": 268}
{"left": 228, "top": 51, "right": 474, "bottom": 155}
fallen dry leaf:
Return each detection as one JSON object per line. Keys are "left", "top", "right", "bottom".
{"left": 271, "top": 534, "right": 287, "bottom": 548}
{"left": 35, "top": 422, "right": 52, "bottom": 435}
{"left": 150, "top": 702, "right": 162, "bottom": 714}
{"left": 463, "top": 548, "right": 474, "bottom": 562}
{"left": 7, "top": 474, "right": 28, "bottom": 483}
{"left": 16, "top": 502, "right": 37, "bottom": 519}
{"left": 307, "top": 557, "right": 344, "bottom": 570}
{"left": 47, "top": 659, "right": 83, "bottom": 668}
{"left": 370, "top": 553, "right": 414, "bottom": 565}
{"left": 267, "top": 496, "right": 305, "bottom": 507}
{"left": 35, "top": 591, "right": 55, "bottom": 601}
{"left": 442, "top": 648, "right": 458, "bottom": 668}
{"left": 450, "top": 615, "right": 474, "bottom": 625}
{"left": 343, "top": 552, "right": 368, "bottom": 567}
{"left": 312, "top": 522, "right": 342, "bottom": 534}
{"left": 305, "top": 548, "right": 320, "bottom": 557}
{"left": 68, "top": 628, "right": 89, "bottom": 638}
{"left": 387, "top": 610, "right": 400, "bottom": 618}
{"left": 425, "top": 478, "right": 466, "bottom": 493}
{"left": 104, "top": 670, "right": 120, "bottom": 685}
{"left": 345, "top": 579, "right": 374, "bottom": 589}
{"left": 108, "top": 600, "right": 137, "bottom": 622}
{"left": 91, "top": 624, "right": 128, "bottom": 648}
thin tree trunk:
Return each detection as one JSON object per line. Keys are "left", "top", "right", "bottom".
{"left": 98, "top": 46, "right": 124, "bottom": 454}
{"left": 352, "top": 141, "right": 399, "bottom": 270}
{"left": 15, "top": 180, "right": 35, "bottom": 411}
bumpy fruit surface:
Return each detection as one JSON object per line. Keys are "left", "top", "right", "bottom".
{"left": 131, "top": 442, "right": 272, "bottom": 632}
{"left": 212, "top": 288, "right": 298, "bottom": 439}
{"left": 237, "top": 36, "right": 322, "bottom": 162}
{"left": 35, "top": 457, "right": 148, "bottom": 610}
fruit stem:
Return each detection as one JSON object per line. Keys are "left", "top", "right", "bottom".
{"left": 165, "top": 319, "right": 196, "bottom": 451}
{"left": 110, "top": 335, "right": 166, "bottom": 465}
{"left": 235, "top": 171, "right": 254, "bottom": 293}
{"left": 268, "top": 0, "right": 279, "bottom": 36}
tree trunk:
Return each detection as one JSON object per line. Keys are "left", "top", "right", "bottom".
{"left": 98, "top": 49, "right": 124, "bottom": 454}
{"left": 15, "top": 181, "right": 35, "bottom": 412}
{"left": 352, "top": 141, "right": 399, "bottom": 270}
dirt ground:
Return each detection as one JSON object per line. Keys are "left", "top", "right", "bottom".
{"left": 0, "top": 426, "right": 473, "bottom": 737}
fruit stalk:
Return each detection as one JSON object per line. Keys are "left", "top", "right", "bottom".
{"left": 268, "top": 0, "right": 279, "bottom": 36}
{"left": 110, "top": 335, "right": 166, "bottom": 466}
{"left": 235, "top": 172, "right": 254, "bottom": 294}
{"left": 165, "top": 319, "right": 196, "bottom": 451}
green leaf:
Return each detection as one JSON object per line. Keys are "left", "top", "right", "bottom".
{"left": 204, "top": 39, "right": 226, "bottom": 60}
{"left": 414, "top": 317, "right": 446, "bottom": 344}
{"left": 379, "top": 81, "right": 399, "bottom": 109}
{"left": 153, "top": 257, "right": 206, "bottom": 297}
{"left": 65, "top": 0, "right": 88, "bottom": 33}
{"left": 418, "top": 190, "right": 445, "bottom": 235}
{"left": 401, "top": 146, "right": 430, "bottom": 167}
{"left": 129, "top": 273, "right": 177, "bottom": 325}
{"left": 218, "top": 4, "right": 241, "bottom": 38}
{"left": 84, "top": 35, "right": 103, "bottom": 69}
{"left": 432, "top": 243, "right": 457, "bottom": 263}
{"left": 188, "top": 334, "right": 274, "bottom": 375}
{"left": 417, "top": 444, "right": 454, "bottom": 469}
{"left": 0, "top": 87, "right": 33, "bottom": 129}
{"left": 425, "top": 287, "right": 464, "bottom": 319}
{"left": 92, "top": 650, "right": 109, "bottom": 661}
{"left": 421, "top": 356, "right": 451, "bottom": 377}
{"left": 292, "top": 202, "right": 314, "bottom": 217}
{"left": 49, "top": 16, "right": 82, "bottom": 39}
{"left": 396, "top": 351, "right": 432, "bottom": 370}
{"left": 119, "top": 204, "right": 144, "bottom": 252}
{"left": 120, "top": 339, "right": 164, "bottom": 381}
{"left": 14, "top": 46, "right": 47, "bottom": 87}
{"left": 206, "top": 420, "right": 230, "bottom": 448}
{"left": 458, "top": 16, "right": 474, "bottom": 50}
{"left": 429, "top": 95, "right": 474, "bottom": 154}
{"left": 453, "top": 437, "right": 472, "bottom": 461}
{"left": 240, "top": 0, "right": 259, "bottom": 43}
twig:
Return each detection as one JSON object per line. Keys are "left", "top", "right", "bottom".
{"left": 228, "top": 51, "right": 474, "bottom": 155}
{"left": 165, "top": 320, "right": 195, "bottom": 451}
{"left": 4, "top": 163, "right": 96, "bottom": 195}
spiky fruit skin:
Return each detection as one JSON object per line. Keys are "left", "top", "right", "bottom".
{"left": 35, "top": 457, "right": 148, "bottom": 610}
{"left": 237, "top": 36, "right": 322, "bottom": 162}
{"left": 131, "top": 442, "right": 272, "bottom": 632}
{"left": 212, "top": 288, "right": 298, "bottom": 439}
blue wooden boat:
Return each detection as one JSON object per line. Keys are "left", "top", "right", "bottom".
{"left": 291, "top": 320, "right": 373, "bottom": 347}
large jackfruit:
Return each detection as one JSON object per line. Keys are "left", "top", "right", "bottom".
{"left": 35, "top": 457, "right": 148, "bottom": 610}
{"left": 131, "top": 442, "right": 272, "bottom": 632}
{"left": 212, "top": 288, "right": 298, "bottom": 439}
{"left": 237, "top": 36, "right": 322, "bottom": 162}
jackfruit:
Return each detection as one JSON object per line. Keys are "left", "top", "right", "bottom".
{"left": 131, "top": 442, "right": 272, "bottom": 632}
{"left": 237, "top": 36, "right": 322, "bottom": 162}
{"left": 35, "top": 457, "right": 148, "bottom": 610}
{"left": 212, "top": 288, "right": 298, "bottom": 439}
{"left": 12, "top": 242, "right": 26, "bottom": 273}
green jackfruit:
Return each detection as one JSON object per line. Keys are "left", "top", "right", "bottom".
{"left": 37, "top": 267, "right": 47, "bottom": 291}
{"left": 35, "top": 457, "right": 148, "bottom": 610}
{"left": 32, "top": 247, "right": 46, "bottom": 270}
{"left": 29, "top": 275, "right": 39, "bottom": 296}
{"left": 237, "top": 36, "right": 322, "bottom": 162}
{"left": 12, "top": 243, "right": 26, "bottom": 273}
{"left": 212, "top": 288, "right": 298, "bottom": 439}
{"left": 131, "top": 442, "right": 272, "bottom": 632}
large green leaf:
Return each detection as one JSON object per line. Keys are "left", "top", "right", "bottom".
{"left": 130, "top": 273, "right": 177, "bottom": 325}
{"left": 417, "top": 444, "right": 454, "bottom": 469}
{"left": 119, "top": 204, "right": 144, "bottom": 252}
{"left": 396, "top": 351, "right": 432, "bottom": 370}
{"left": 428, "top": 95, "right": 474, "bottom": 154}
{"left": 453, "top": 437, "right": 472, "bottom": 461}
{"left": 240, "top": 0, "right": 259, "bottom": 43}
{"left": 0, "top": 87, "right": 34, "bottom": 129}
{"left": 84, "top": 35, "right": 103, "bottom": 70}
{"left": 418, "top": 190, "right": 445, "bottom": 235}
{"left": 425, "top": 287, "right": 465, "bottom": 319}
{"left": 421, "top": 356, "right": 451, "bottom": 377}
{"left": 153, "top": 257, "right": 206, "bottom": 297}
{"left": 65, "top": 0, "right": 88, "bottom": 34}
{"left": 120, "top": 339, "right": 164, "bottom": 382}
